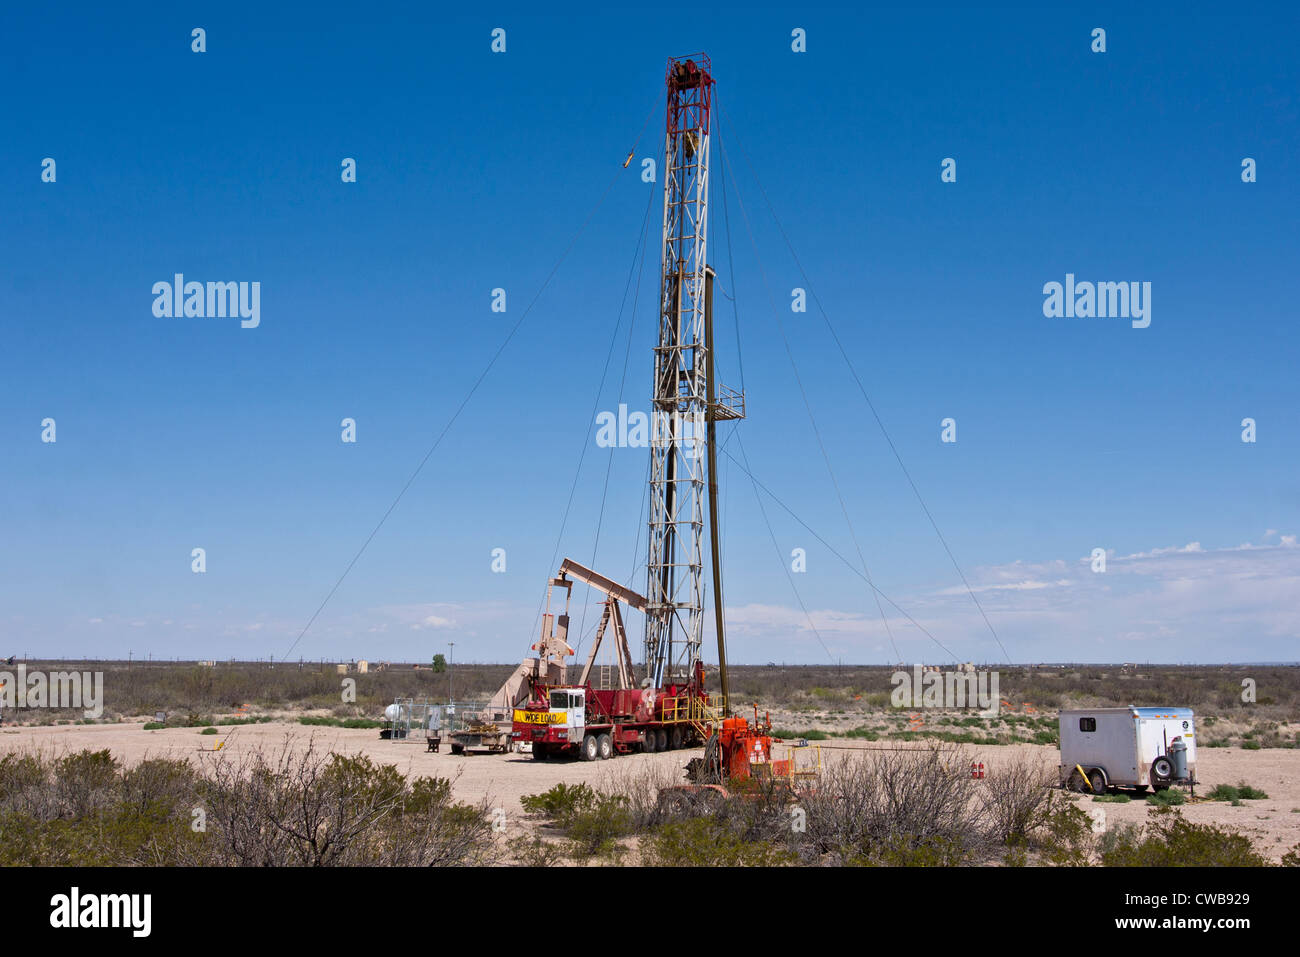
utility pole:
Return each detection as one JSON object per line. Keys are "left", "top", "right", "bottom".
{"left": 448, "top": 641, "right": 455, "bottom": 704}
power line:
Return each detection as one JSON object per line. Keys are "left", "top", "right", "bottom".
{"left": 718, "top": 100, "right": 1011, "bottom": 666}
{"left": 717, "top": 115, "right": 902, "bottom": 664}
{"left": 734, "top": 432, "right": 836, "bottom": 664}
{"left": 283, "top": 95, "right": 662, "bottom": 661}
{"left": 531, "top": 182, "right": 657, "bottom": 654}
{"left": 718, "top": 444, "right": 961, "bottom": 662}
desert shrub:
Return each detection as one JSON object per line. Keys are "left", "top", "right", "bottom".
{"left": 297, "top": 716, "right": 385, "bottom": 728}
{"left": 861, "top": 834, "right": 971, "bottom": 867}
{"left": 979, "top": 752, "right": 1055, "bottom": 845}
{"left": 0, "top": 752, "right": 206, "bottom": 866}
{"left": 597, "top": 762, "right": 681, "bottom": 831}
{"left": 509, "top": 834, "right": 563, "bottom": 866}
{"left": 197, "top": 738, "right": 494, "bottom": 866}
{"left": 1281, "top": 843, "right": 1300, "bottom": 867}
{"left": 642, "top": 816, "right": 794, "bottom": 866}
{"left": 1205, "top": 781, "right": 1267, "bottom": 803}
{"left": 404, "top": 775, "right": 453, "bottom": 814}
{"left": 0, "top": 752, "right": 50, "bottom": 816}
{"left": 520, "top": 782, "right": 597, "bottom": 825}
{"left": 1100, "top": 810, "right": 1268, "bottom": 866}
{"left": 771, "top": 728, "right": 829, "bottom": 740}
{"left": 1092, "top": 793, "right": 1131, "bottom": 803}
{"left": 1146, "top": 788, "right": 1187, "bottom": 807}
{"left": 1003, "top": 843, "right": 1029, "bottom": 866}
{"left": 842, "top": 727, "right": 879, "bottom": 740}
{"left": 1097, "top": 821, "right": 1141, "bottom": 859}
{"left": 1241, "top": 740, "right": 1262, "bottom": 750}
{"left": 1036, "top": 800, "right": 1095, "bottom": 866}
{"left": 120, "top": 757, "right": 199, "bottom": 816}
{"left": 801, "top": 745, "right": 986, "bottom": 864}
{"left": 0, "top": 805, "right": 205, "bottom": 867}
{"left": 564, "top": 793, "right": 635, "bottom": 860}
{"left": 55, "top": 749, "right": 120, "bottom": 818}
{"left": 200, "top": 727, "right": 218, "bottom": 735}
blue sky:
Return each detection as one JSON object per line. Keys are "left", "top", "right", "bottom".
{"left": 2, "top": 3, "right": 1297, "bottom": 665}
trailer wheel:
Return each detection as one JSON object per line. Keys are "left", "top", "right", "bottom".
{"left": 642, "top": 730, "right": 658, "bottom": 753}
{"left": 1066, "top": 769, "right": 1089, "bottom": 793}
{"left": 670, "top": 726, "right": 684, "bottom": 751}
{"left": 1151, "top": 756, "right": 1174, "bottom": 784}
{"left": 597, "top": 734, "right": 613, "bottom": 760}
{"left": 582, "top": 734, "right": 599, "bottom": 761}
{"left": 656, "top": 728, "right": 668, "bottom": 752}
{"left": 532, "top": 745, "right": 548, "bottom": 761}
{"left": 1088, "top": 769, "right": 1106, "bottom": 794}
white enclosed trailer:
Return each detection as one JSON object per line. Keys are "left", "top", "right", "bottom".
{"left": 1058, "top": 707, "right": 1196, "bottom": 792}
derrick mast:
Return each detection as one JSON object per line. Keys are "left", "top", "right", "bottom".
{"left": 645, "top": 56, "right": 714, "bottom": 687}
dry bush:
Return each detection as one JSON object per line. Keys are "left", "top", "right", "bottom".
{"left": 0, "top": 741, "right": 495, "bottom": 866}
{"left": 54, "top": 749, "right": 120, "bottom": 818}
{"left": 198, "top": 736, "right": 495, "bottom": 866}
{"left": 641, "top": 815, "right": 795, "bottom": 867}
{"left": 1098, "top": 808, "right": 1268, "bottom": 867}
{"left": 801, "top": 744, "right": 988, "bottom": 864}
{"left": 0, "top": 751, "right": 54, "bottom": 819}
{"left": 978, "top": 750, "right": 1056, "bottom": 846}
{"left": 596, "top": 760, "right": 682, "bottom": 830}
{"left": 0, "top": 748, "right": 205, "bottom": 866}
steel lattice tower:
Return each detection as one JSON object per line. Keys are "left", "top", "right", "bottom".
{"left": 645, "top": 55, "right": 714, "bottom": 686}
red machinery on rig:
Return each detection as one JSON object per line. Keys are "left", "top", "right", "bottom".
{"left": 512, "top": 55, "right": 814, "bottom": 791}
{"left": 511, "top": 558, "right": 723, "bottom": 761}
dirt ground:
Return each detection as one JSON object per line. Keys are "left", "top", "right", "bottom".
{"left": 3, "top": 722, "right": 1298, "bottom": 861}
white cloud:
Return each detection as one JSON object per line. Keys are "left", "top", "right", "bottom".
{"left": 935, "top": 579, "right": 1070, "bottom": 596}
{"left": 1112, "top": 542, "right": 1204, "bottom": 560}
{"left": 722, "top": 535, "right": 1300, "bottom": 662}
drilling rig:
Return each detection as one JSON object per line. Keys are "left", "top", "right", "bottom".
{"left": 511, "top": 56, "right": 803, "bottom": 787}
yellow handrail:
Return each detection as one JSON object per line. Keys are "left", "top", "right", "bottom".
{"left": 659, "top": 694, "right": 724, "bottom": 725}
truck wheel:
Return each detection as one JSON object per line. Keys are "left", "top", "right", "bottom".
{"left": 670, "top": 726, "right": 684, "bottom": 751}
{"left": 582, "top": 734, "right": 599, "bottom": 761}
{"left": 597, "top": 734, "right": 613, "bottom": 760}
{"left": 656, "top": 729, "right": 668, "bottom": 752}
{"left": 532, "top": 745, "right": 548, "bottom": 761}
{"left": 642, "top": 730, "right": 657, "bottom": 753}
{"left": 1088, "top": 770, "right": 1106, "bottom": 794}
